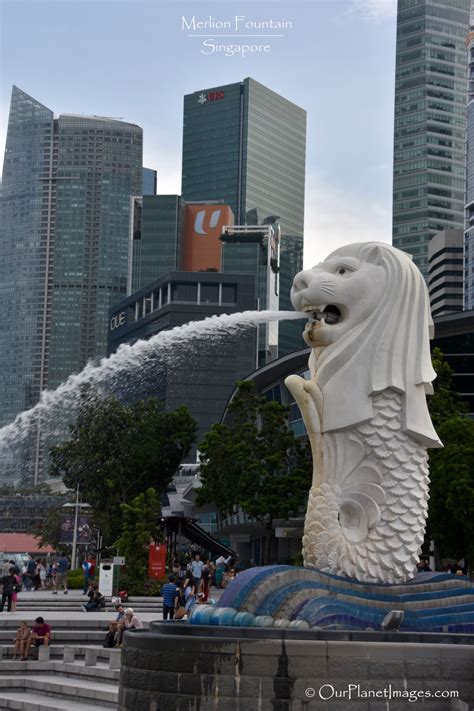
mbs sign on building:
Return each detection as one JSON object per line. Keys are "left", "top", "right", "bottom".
{"left": 182, "top": 204, "right": 234, "bottom": 272}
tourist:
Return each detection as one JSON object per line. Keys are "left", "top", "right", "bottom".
{"left": 161, "top": 575, "right": 180, "bottom": 620}
{"left": 215, "top": 554, "right": 232, "bottom": 588}
{"left": 81, "top": 584, "right": 105, "bottom": 611}
{"left": 38, "top": 560, "right": 47, "bottom": 590}
{"left": 123, "top": 608, "right": 143, "bottom": 631}
{"left": 0, "top": 568, "right": 18, "bottom": 613}
{"left": 45, "top": 561, "right": 54, "bottom": 589}
{"left": 25, "top": 617, "right": 51, "bottom": 658}
{"left": 9, "top": 560, "right": 20, "bottom": 575}
{"left": 114, "top": 607, "right": 142, "bottom": 647}
{"left": 13, "top": 621, "right": 30, "bottom": 660}
{"left": 82, "top": 559, "right": 94, "bottom": 594}
{"left": 2, "top": 559, "right": 11, "bottom": 577}
{"left": 183, "top": 574, "right": 196, "bottom": 615}
{"left": 201, "top": 560, "right": 213, "bottom": 602}
{"left": 26, "top": 557, "right": 37, "bottom": 588}
{"left": 103, "top": 603, "right": 125, "bottom": 647}
{"left": 190, "top": 553, "right": 204, "bottom": 592}
{"left": 53, "top": 553, "right": 69, "bottom": 594}
{"left": 416, "top": 559, "right": 432, "bottom": 573}
{"left": 11, "top": 569, "right": 22, "bottom": 613}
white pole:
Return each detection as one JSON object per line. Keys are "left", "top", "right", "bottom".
{"left": 71, "top": 483, "right": 80, "bottom": 570}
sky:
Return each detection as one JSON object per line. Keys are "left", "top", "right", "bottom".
{"left": 0, "top": 0, "right": 397, "bottom": 267}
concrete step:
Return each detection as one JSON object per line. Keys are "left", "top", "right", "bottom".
{"left": 0, "top": 674, "right": 118, "bottom": 707}
{"left": 0, "top": 659, "right": 119, "bottom": 684}
{"left": 0, "top": 692, "right": 109, "bottom": 711}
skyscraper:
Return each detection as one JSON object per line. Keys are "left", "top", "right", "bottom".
{"left": 128, "top": 195, "right": 184, "bottom": 294}
{"left": 0, "top": 87, "right": 142, "bottom": 478}
{"left": 182, "top": 77, "right": 306, "bottom": 354}
{"left": 465, "top": 3, "right": 474, "bottom": 309}
{"left": 142, "top": 167, "right": 157, "bottom": 195}
{"left": 427, "top": 229, "right": 464, "bottom": 316}
{"left": 392, "top": 0, "right": 470, "bottom": 276}
{"left": 182, "top": 77, "right": 306, "bottom": 239}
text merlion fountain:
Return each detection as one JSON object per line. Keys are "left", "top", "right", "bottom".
{"left": 119, "top": 243, "right": 474, "bottom": 711}
{"left": 285, "top": 241, "right": 441, "bottom": 584}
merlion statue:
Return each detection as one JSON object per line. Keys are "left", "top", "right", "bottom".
{"left": 285, "top": 242, "right": 442, "bottom": 584}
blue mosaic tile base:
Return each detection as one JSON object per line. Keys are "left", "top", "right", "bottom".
{"left": 190, "top": 566, "right": 474, "bottom": 632}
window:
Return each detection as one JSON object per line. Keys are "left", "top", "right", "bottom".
{"left": 171, "top": 282, "right": 197, "bottom": 303}
{"left": 200, "top": 283, "right": 219, "bottom": 304}
{"left": 221, "top": 284, "right": 237, "bottom": 304}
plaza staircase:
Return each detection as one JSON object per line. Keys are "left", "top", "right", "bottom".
{"left": 0, "top": 591, "right": 162, "bottom": 709}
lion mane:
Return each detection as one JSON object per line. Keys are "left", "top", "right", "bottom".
{"left": 307, "top": 242, "right": 441, "bottom": 448}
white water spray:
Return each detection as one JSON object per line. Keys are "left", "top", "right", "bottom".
{"left": 0, "top": 310, "right": 305, "bottom": 455}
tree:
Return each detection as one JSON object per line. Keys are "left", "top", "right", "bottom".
{"left": 115, "top": 487, "right": 164, "bottom": 591}
{"left": 427, "top": 349, "right": 474, "bottom": 574}
{"left": 197, "top": 381, "right": 312, "bottom": 564}
{"left": 49, "top": 391, "right": 196, "bottom": 545}
{"left": 428, "top": 417, "right": 474, "bottom": 574}
{"left": 31, "top": 504, "right": 65, "bottom": 551}
{"left": 428, "top": 347, "right": 468, "bottom": 431}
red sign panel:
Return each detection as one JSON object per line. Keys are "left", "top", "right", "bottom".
{"left": 148, "top": 544, "right": 167, "bottom": 579}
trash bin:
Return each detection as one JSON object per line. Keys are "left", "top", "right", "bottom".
{"left": 99, "top": 561, "right": 115, "bottom": 597}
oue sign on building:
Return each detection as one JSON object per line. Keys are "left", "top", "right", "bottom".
{"left": 110, "top": 312, "right": 125, "bottom": 331}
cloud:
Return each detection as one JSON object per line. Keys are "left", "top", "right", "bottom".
{"left": 303, "top": 171, "right": 392, "bottom": 268}
{"left": 349, "top": 0, "right": 397, "bottom": 22}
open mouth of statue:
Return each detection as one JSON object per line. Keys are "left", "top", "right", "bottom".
{"left": 304, "top": 305, "right": 342, "bottom": 325}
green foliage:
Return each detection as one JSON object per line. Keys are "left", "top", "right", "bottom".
{"left": 115, "top": 487, "right": 164, "bottom": 589}
{"left": 67, "top": 567, "right": 95, "bottom": 590}
{"left": 427, "top": 350, "right": 474, "bottom": 573}
{"left": 49, "top": 390, "right": 196, "bottom": 544}
{"left": 30, "top": 505, "right": 65, "bottom": 550}
{"left": 428, "top": 416, "right": 474, "bottom": 572}
{"left": 428, "top": 348, "right": 468, "bottom": 431}
{"left": 197, "top": 380, "right": 312, "bottom": 564}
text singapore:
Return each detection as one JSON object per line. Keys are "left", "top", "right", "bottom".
{"left": 201, "top": 41, "right": 272, "bottom": 57}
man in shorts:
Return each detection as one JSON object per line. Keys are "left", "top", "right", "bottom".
{"left": 25, "top": 617, "right": 51, "bottom": 658}
{"left": 53, "top": 554, "right": 69, "bottom": 594}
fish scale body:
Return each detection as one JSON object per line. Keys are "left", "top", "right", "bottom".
{"left": 303, "top": 389, "right": 429, "bottom": 584}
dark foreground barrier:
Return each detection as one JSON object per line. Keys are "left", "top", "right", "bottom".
{"left": 119, "top": 622, "right": 474, "bottom": 711}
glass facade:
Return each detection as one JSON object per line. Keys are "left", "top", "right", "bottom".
{"left": 0, "top": 86, "right": 54, "bottom": 426}
{"left": 182, "top": 78, "right": 306, "bottom": 354}
{"left": 47, "top": 114, "right": 143, "bottom": 388}
{"left": 465, "top": 23, "right": 474, "bottom": 309}
{"left": 142, "top": 166, "right": 157, "bottom": 195}
{"left": 279, "top": 235, "right": 306, "bottom": 356}
{"left": 129, "top": 195, "right": 183, "bottom": 293}
{"left": 0, "top": 87, "right": 143, "bottom": 483}
{"left": 392, "top": 0, "right": 470, "bottom": 276}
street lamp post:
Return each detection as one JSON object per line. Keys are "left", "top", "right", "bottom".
{"left": 63, "top": 484, "right": 91, "bottom": 570}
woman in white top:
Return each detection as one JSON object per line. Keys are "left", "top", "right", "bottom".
{"left": 123, "top": 608, "right": 143, "bottom": 630}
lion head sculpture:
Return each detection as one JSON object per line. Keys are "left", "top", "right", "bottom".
{"left": 290, "top": 242, "right": 441, "bottom": 448}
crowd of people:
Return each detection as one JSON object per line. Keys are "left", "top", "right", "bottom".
{"left": 159, "top": 552, "right": 238, "bottom": 621}
{"left": 0, "top": 554, "right": 70, "bottom": 604}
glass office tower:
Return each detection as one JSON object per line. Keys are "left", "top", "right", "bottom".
{"left": 182, "top": 77, "right": 306, "bottom": 353}
{"left": 465, "top": 8, "right": 474, "bottom": 309}
{"left": 0, "top": 87, "right": 142, "bottom": 482}
{"left": 128, "top": 195, "right": 184, "bottom": 294}
{"left": 392, "top": 0, "right": 470, "bottom": 276}
{"left": 142, "top": 167, "right": 157, "bottom": 195}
